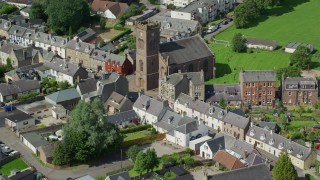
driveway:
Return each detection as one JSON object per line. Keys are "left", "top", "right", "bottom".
{"left": 140, "top": 140, "right": 185, "bottom": 157}
{"left": 0, "top": 127, "right": 132, "bottom": 180}
{"left": 204, "top": 21, "right": 234, "bottom": 41}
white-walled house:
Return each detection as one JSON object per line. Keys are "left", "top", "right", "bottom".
{"left": 246, "top": 125, "right": 315, "bottom": 170}
{"left": 91, "top": 0, "right": 129, "bottom": 20}
{"left": 200, "top": 136, "right": 225, "bottom": 159}
{"left": 5, "top": 110, "right": 36, "bottom": 131}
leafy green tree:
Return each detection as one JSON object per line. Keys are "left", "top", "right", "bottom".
{"left": 290, "top": 46, "right": 311, "bottom": 70}
{"left": 5, "top": 58, "right": 12, "bottom": 70}
{"left": 167, "top": 4, "right": 176, "bottom": 10}
{"left": 53, "top": 98, "right": 123, "bottom": 164}
{"left": 276, "top": 66, "right": 301, "bottom": 81}
{"left": 183, "top": 157, "right": 195, "bottom": 168}
{"left": 29, "top": 0, "right": 47, "bottom": 20}
{"left": 46, "top": 0, "right": 90, "bottom": 35}
{"left": 219, "top": 98, "right": 227, "bottom": 108}
{"left": 99, "top": 16, "right": 106, "bottom": 30}
{"left": 134, "top": 151, "right": 147, "bottom": 175}
{"left": 52, "top": 141, "right": 69, "bottom": 165}
{"left": 164, "top": 171, "right": 176, "bottom": 179}
{"left": 127, "top": 145, "right": 140, "bottom": 162}
{"left": 234, "top": 3, "right": 248, "bottom": 28}
{"left": 232, "top": 33, "right": 246, "bottom": 52}
{"left": 307, "top": 131, "right": 316, "bottom": 142}
{"left": 0, "top": 3, "right": 18, "bottom": 14}
{"left": 144, "top": 149, "right": 159, "bottom": 172}
{"left": 272, "top": 152, "right": 297, "bottom": 180}
{"left": 58, "top": 81, "right": 71, "bottom": 90}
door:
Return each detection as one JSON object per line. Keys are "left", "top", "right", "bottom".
{"left": 202, "top": 152, "right": 205, "bottom": 158}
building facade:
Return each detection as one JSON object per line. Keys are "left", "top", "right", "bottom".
{"left": 282, "top": 76, "right": 318, "bottom": 105}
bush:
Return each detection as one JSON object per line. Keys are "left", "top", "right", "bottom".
{"left": 150, "top": 128, "right": 157, "bottom": 135}
{"left": 121, "top": 124, "right": 152, "bottom": 134}
{"left": 17, "top": 91, "right": 38, "bottom": 101}
{"left": 290, "top": 132, "right": 304, "bottom": 140}
{"left": 110, "top": 29, "right": 131, "bottom": 42}
{"left": 185, "top": 148, "right": 193, "bottom": 156}
{"left": 164, "top": 171, "right": 176, "bottom": 180}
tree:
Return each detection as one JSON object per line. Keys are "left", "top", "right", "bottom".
{"left": 272, "top": 152, "right": 297, "bottom": 180}
{"left": 52, "top": 141, "right": 69, "bottom": 165}
{"left": 144, "top": 149, "right": 159, "bottom": 172}
{"left": 167, "top": 4, "right": 176, "bottom": 10}
{"left": 5, "top": 58, "right": 12, "bottom": 70}
{"left": 29, "top": 0, "right": 47, "bottom": 20}
{"left": 53, "top": 98, "right": 123, "bottom": 164}
{"left": 164, "top": 171, "right": 176, "bottom": 179}
{"left": 234, "top": 3, "right": 248, "bottom": 28}
{"left": 127, "top": 145, "right": 140, "bottom": 162}
{"left": 290, "top": 46, "right": 311, "bottom": 70}
{"left": 0, "top": 3, "right": 18, "bottom": 14}
{"left": 99, "top": 16, "right": 106, "bottom": 30}
{"left": 46, "top": 0, "right": 90, "bottom": 35}
{"left": 276, "top": 66, "right": 301, "bottom": 81}
{"left": 232, "top": 33, "right": 246, "bottom": 52}
{"left": 58, "top": 81, "right": 71, "bottom": 90}
{"left": 219, "top": 98, "right": 227, "bottom": 109}
{"left": 307, "top": 131, "right": 316, "bottom": 142}
{"left": 134, "top": 151, "right": 147, "bottom": 175}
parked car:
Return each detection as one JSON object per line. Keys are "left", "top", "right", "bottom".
{"left": 222, "top": 20, "right": 228, "bottom": 25}
{"left": 9, "top": 151, "right": 20, "bottom": 156}
{"left": 1, "top": 146, "right": 11, "bottom": 153}
{"left": 196, "top": 134, "right": 202, "bottom": 138}
{"left": 206, "top": 29, "right": 213, "bottom": 34}
{"left": 4, "top": 149, "right": 14, "bottom": 155}
{"left": 3, "top": 105, "right": 16, "bottom": 112}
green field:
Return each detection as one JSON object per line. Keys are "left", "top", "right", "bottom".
{"left": 124, "top": 130, "right": 150, "bottom": 142}
{"left": 287, "top": 120, "right": 315, "bottom": 132}
{"left": 0, "top": 158, "right": 29, "bottom": 176}
{"left": 207, "top": 0, "right": 320, "bottom": 84}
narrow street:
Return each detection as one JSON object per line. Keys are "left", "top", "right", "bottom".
{"left": 204, "top": 21, "right": 234, "bottom": 41}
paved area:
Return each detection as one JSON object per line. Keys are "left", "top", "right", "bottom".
{"left": 204, "top": 21, "right": 234, "bottom": 41}
{"left": 140, "top": 140, "right": 185, "bottom": 157}
{"left": 191, "top": 166, "right": 221, "bottom": 179}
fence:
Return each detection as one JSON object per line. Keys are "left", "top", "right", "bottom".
{"left": 121, "top": 133, "right": 165, "bottom": 147}
{"left": 213, "top": 39, "right": 230, "bottom": 47}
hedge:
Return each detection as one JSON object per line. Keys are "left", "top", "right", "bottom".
{"left": 121, "top": 133, "right": 165, "bottom": 147}
{"left": 120, "top": 124, "right": 152, "bottom": 134}
{"left": 113, "top": 25, "right": 131, "bottom": 31}
{"left": 109, "top": 28, "right": 131, "bottom": 42}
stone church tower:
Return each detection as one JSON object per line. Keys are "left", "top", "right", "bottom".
{"left": 135, "top": 21, "right": 160, "bottom": 91}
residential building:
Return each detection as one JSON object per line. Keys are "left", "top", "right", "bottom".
{"left": 206, "top": 164, "right": 272, "bottom": 180}
{"left": 257, "top": 121, "right": 280, "bottom": 134}
{"left": 200, "top": 135, "right": 225, "bottom": 159}
{"left": 0, "top": 42, "right": 24, "bottom": 65}
{"left": 105, "top": 91, "right": 133, "bottom": 114}
{"left": 37, "top": 143, "right": 53, "bottom": 165}
{"left": 5, "top": 110, "right": 36, "bottom": 131}
{"left": 245, "top": 38, "right": 277, "bottom": 51}
{"left": 66, "top": 39, "right": 95, "bottom": 67}
{"left": 45, "top": 88, "right": 81, "bottom": 110}
{"left": 76, "top": 73, "right": 128, "bottom": 102}
{"left": 8, "top": 25, "right": 27, "bottom": 46}
{"left": 36, "top": 57, "right": 88, "bottom": 85}
{"left": 106, "top": 171, "right": 130, "bottom": 180}
{"left": 0, "top": 80, "right": 41, "bottom": 102}
{"left": 0, "top": 19, "right": 12, "bottom": 38}
{"left": 91, "top": 0, "right": 129, "bottom": 19}
{"left": 206, "top": 84, "right": 242, "bottom": 106}
{"left": 285, "top": 42, "right": 314, "bottom": 54}
{"left": 239, "top": 70, "right": 276, "bottom": 107}
{"left": 282, "top": 76, "right": 318, "bottom": 105}
{"left": 135, "top": 21, "right": 215, "bottom": 91}
{"left": 104, "top": 110, "right": 139, "bottom": 128}
{"left": 6, "top": 0, "right": 32, "bottom": 9}
{"left": 159, "top": 71, "right": 205, "bottom": 106}
{"left": 221, "top": 110, "right": 250, "bottom": 140}
{"left": 74, "top": 28, "right": 97, "bottom": 43}
{"left": 20, "top": 132, "right": 51, "bottom": 154}
{"left": 4, "top": 63, "right": 42, "bottom": 82}
{"left": 149, "top": 15, "right": 201, "bottom": 42}
{"left": 10, "top": 46, "right": 43, "bottom": 68}
{"left": 133, "top": 94, "right": 169, "bottom": 124}
{"left": 170, "top": 0, "right": 235, "bottom": 23}
{"left": 213, "top": 150, "right": 245, "bottom": 170}
{"left": 174, "top": 93, "right": 226, "bottom": 130}
{"left": 189, "top": 135, "right": 212, "bottom": 152}
{"left": 104, "top": 53, "right": 133, "bottom": 75}
{"left": 246, "top": 125, "right": 315, "bottom": 170}
{"left": 153, "top": 108, "right": 182, "bottom": 133}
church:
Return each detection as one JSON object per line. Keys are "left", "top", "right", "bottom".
{"left": 135, "top": 20, "right": 215, "bottom": 91}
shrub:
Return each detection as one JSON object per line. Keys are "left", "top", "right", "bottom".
{"left": 120, "top": 124, "right": 151, "bottom": 134}
{"left": 164, "top": 171, "right": 176, "bottom": 180}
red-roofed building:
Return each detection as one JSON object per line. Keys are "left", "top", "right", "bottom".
{"left": 213, "top": 150, "right": 245, "bottom": 170}
{"left": 91, "top": 0, "right": 128, "bottom": 19}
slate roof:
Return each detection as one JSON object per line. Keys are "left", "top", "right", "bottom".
{"left": 12, "top": 46, "right": 37, "bottom": 62}
{"left": 5, "top": 109, "right": 34, "bottom": 122}
{"left": 0, "top": 80, "right": 40, "bottom": 96}
{"left": 75, "top": 28, "right": 96, "bottom": 42}
{"left": 133, "top": 95, "right": 167, "bottom": 117}
{"left": 245, "top": 38, "right": 277, "bottom": 48}
{"left": 247, "top": 125, "right": 312, "bottom": 161}
{"left": 43, "top": 57, "right": 85, "bottom": 76}
{"left": 91, "top": 0, "right": 128, "bottom": 16}
{"left": 154, "top": 109, "right": 183, "bottom": 132}
{"left": 213, "top": 150, "right": 245, "bottom": 170}
{"left": 159, "top": 35, "right": 213, "bottom": 65}
{"left": 206, "top": 84, "right": 242, "bottom": 103}
{"left": 106, "top": 91, "right": 133, "bottom": 110}
{"left": 205, "top": 135, "right": 225, "bottom": 154}
{"left": 9, "top": 169, "right": 35, "bottom": 180}
{"left": 241, "top": 70, "right": 276, "bottom": 82}
{"left": 0, "top": 19, "right": 11, "bottom": 32}
{"left": 283, "top": 77, "right": 317, "bottom": 90}
{"left": 258, "top": 122, "right": 279, "bottom": 131}
{"left": 77, "top": 78, "right": 98, "bottom": 94}
{"left": 21, "top": 131, "right": 50, "bottom": 148}
{"left": 99, "top": 42, "right": 117, "bottom": 52}
{"left": 222, "top": 111, "right": 250, "bottom": 129}
{"left": 165, "top": 71, "right": 203, "bottom": 86}
{"left": 91, "top": 49, "right": 126, "bottom": 64}
{"left": 286, "top": 42, "right": 313, "bottom": 51}
{"left": 45, "top": 88, "right": 80, "bottom": 103}
{"left": 178, "top": 0, "right": 216, "bottom": 13}
{"left": 107, "top": 171, "right": 130, "bottom": 180}
{"left": 0, "top": 42, "right": 24, "bottom": 54}
{"left": 37, "top": 143, "right": 53, "bottom": 159}
{"left": 66, "top": 40, "right": 95, "bottom": 53}
{"left": 105, "top": 110, "right": 138, "bottom": 125}
{"left": 175, "top": 120, "right": 199, "bottom": 134}
{"left": 176, "top": 92, "right": 194, "bottom": 106}
{"left": 207, "top": 164, "right": 272, "bottom": 180}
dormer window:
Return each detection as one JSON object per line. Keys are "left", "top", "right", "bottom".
{"left": 249, "top": 129, "right": 255, "bottom": 136}
{"left": 297, "top": 151, "right": 303, "bottom": 159}
{"left": 269, "top": 138, "right": 275, "bottom": 145}
{"left": 260, "top": 133, "right": 266, "bottom": 140}
{"left": 287, "top": 147, "right": 293, "bottom": 154}
{"left": 278, "top": 143, "right": 284, "bottom": 149}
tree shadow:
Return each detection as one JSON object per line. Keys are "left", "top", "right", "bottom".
{"left": 243, "top": 0, "right": 310, "bottom": 29}
{"left": 215, "top": 63, "right": 232, "bottom": 78}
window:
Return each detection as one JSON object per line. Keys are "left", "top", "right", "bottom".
{"left": 246, "top": 83, "right": 250, "bottom": 87}
{"left": 249, "top": 138, "right": 252, "bottom": 143}
{"left": 252, "top": 83, "right": 255, "bottom": 87}
{"left": 288, "top": 91, "right": 292, "bottom": 96}
{"left": 23, "top": 121, "right": 28, "bottom": 125}
{"left": 267, "top": 91, "right": 272, "bottom": 95}
{"left": 139, "top": 60, "right": 143, "bottom": 71}
{"left": 204, "top": 145, "right": 208, "bottom": 150}
{"left": 268, "top": 82, "right": 272, "bottom": 87}
{"left": 246, "top": 91, "right": 250, "bottom": 95}
{"left": 309, "top": 92, "right": 312, "bottom": 96}
{"left": 263, "top": 91, "right": 266, "bottom": 95}
{"left": 263, "top": 83, "right": 266, "bottom": 87}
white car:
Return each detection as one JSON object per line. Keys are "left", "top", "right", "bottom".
{"left": 9, "top": 151, "right": 19, "bottom": 156}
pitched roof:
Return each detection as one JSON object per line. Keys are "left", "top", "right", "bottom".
{"left": 21, "top": 132, "right": 50, "bottom": 148}
{"left": 213, "top": 150, "right": 245, "bottom": 170}
{"left": 0, "top": 42, "right": 24, "bottom": 54}
{"left": 247, "top": 125, "right": 312, "bottom": 161}
{"left": 91, "top": 49, "right": 126, "bottom": 65}
{"left": 5, "top": 109, "right": 34, "bottom": 122}
{"left": 258, "top": 122, "right": 279, "bottom": 131}
{"left": 207, "top": 164, "right": 272, "bottom": 180}
{"left": 105, "top": 110, "right": 138, "bottom": 125}
{"left": 206, "top": 84, "right": 242, "bottom": 103}
{"left": 43, "top": 57, "right": 86, "bottom": 76}
{"left": 222, "top": 110, "right": 250, "bottom": 129}
{"left": 45, "top": 88, "right": 80, "bottom": 103}
{"left": 66, "top": 40, "right": 95, "bottom": 54}
{"left": 37, "top": 143, "right": 54, "bottom": 159}
{"left": 205, "top": 136, "right": 225, "bottom": 154}
{"left": 241, "top": 70, "right": 276, "bottom": 82}
{"left": 245, "top": 38, "right": 277, "bottom": 48}
{"left": 154, "top": 109, "right": 183, "bottom": 132}
{"left": 164, "top": 71, "right": 204, "bottom": 86}
{"left": 91, "top": 0, "right": 128, "bottom": 16}
{"left": 107, "top": 171, "right": 130, "bottom": 180}
{"left": 75, "top": 28, "right": 96, "bottom": 42}
{"left": 133, "top": 95, "right": 167, "bottom": 117}
{"left": 77, "top": 78, "right": 98, "bottom": 94}
{"left": 0, "top": 19, "right": 11, "bottom": 32}
{"left": 283, "top": 77, "right": 317, "bottom": 90}
{"left": 106, "top": 91, "right": 133, "bottom": 110}
{"left": 0, "top": 80, "right": 40, "bottom": 96}
{"left": 175, "top": 120, "right": 199, "bottom": 134}
{"left": 159, "top": 35, "right": 213, "bottom": 65}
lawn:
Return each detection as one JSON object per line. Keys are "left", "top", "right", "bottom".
{"left": 128, "top": 163, "right": 163, "bottom": 177}
{"left": 124, "top": 130, "right": 150, "bottom": 142}
{"left": 287, "top": 120, "right": 315, "bottom": 132}
{"left": 207, "top": 44, "right": 290, "bottom": 84}
{"left": 0, "top": 158, "right": 29, "bottom": 176}
{"left": 207, "top": 0, "right": 320, "bottom": 84}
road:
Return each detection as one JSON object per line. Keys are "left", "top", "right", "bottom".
{"left": 204, "top": 21, "right": 234, "bottom": 41}
{"left": 0, "top": 113, "right": 132, "bottom": 180}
